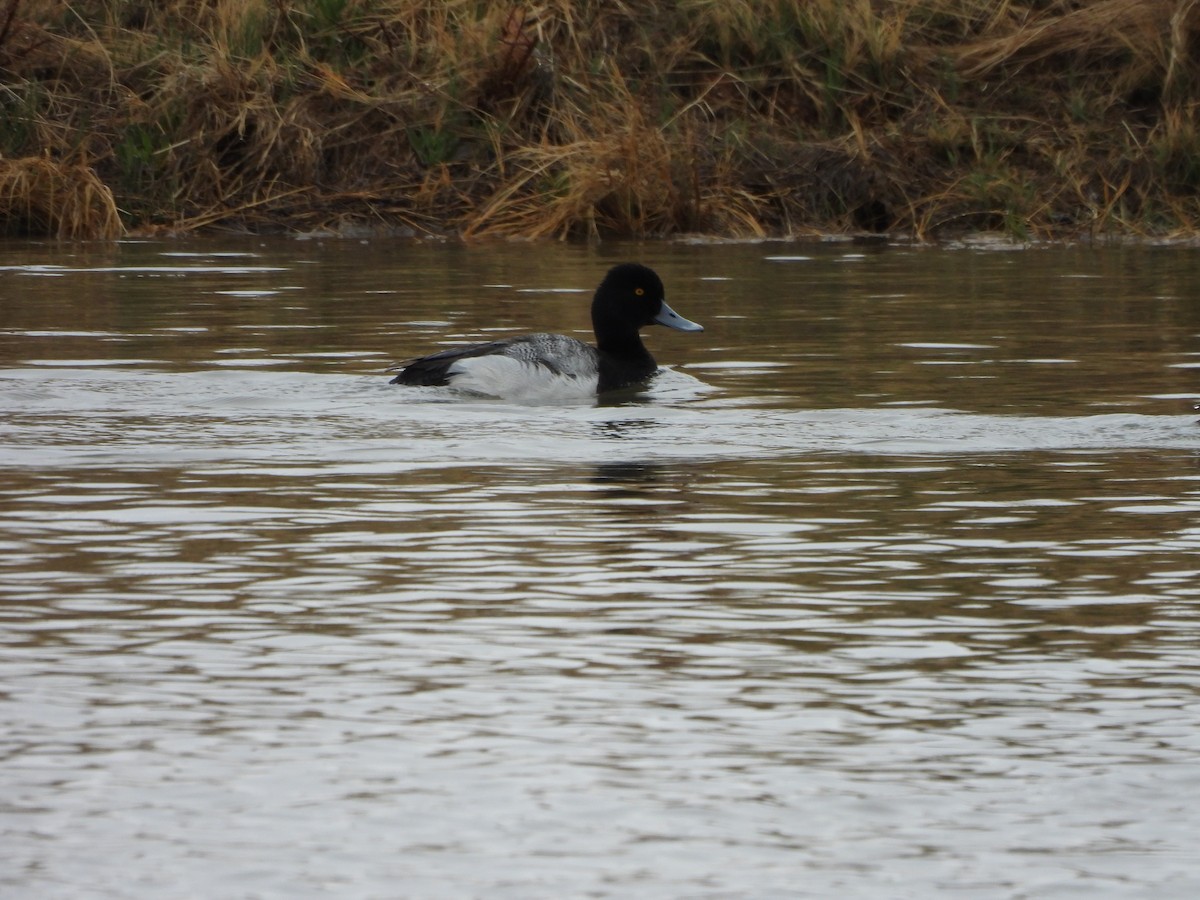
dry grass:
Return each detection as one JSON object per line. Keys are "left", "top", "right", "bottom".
{"left": 954, "top": 0, "right": 1197, "bottom": 85}
{"left": 3, "top": 0, "right": 1200, "bottom": 239}
{"left": 0, "top": 156, "right": 123, "bottom": 239}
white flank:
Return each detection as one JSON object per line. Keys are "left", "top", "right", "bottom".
{"left": 447, "top": 355, "right": 599, "bottom": 403}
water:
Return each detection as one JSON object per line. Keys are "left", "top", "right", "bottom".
{"left": 2, "top": 237, "right": 1200, "bottom": 898}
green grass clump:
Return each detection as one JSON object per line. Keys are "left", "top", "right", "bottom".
{"left": 3, "top": 0, "right": 1200, "bottom": 239}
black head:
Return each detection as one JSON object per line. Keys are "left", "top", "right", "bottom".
{"left": 591, "top": 263, "right": 668, "bottom": 332}
{"left": 588, "top": 263, "right": 703, "bottom": 390}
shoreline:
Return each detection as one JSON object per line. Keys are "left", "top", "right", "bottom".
{"left": 4, "top": 2, "right": 1200, "bottom": 243}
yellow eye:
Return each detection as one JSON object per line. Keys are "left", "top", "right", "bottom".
{"left": 634, "top": 287, "right": 644, "bottom": 296}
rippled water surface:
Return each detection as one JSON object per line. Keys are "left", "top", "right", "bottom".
{"left": 3, "top": 238, "right": 1200, "bottom": 898}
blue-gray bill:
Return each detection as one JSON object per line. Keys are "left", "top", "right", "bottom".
{"left": 655, "top": 301, "right": 703, "bottom": 332}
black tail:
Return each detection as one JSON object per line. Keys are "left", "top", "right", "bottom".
{"left": 389, "top": 340, "right": 509, "bottom": 386}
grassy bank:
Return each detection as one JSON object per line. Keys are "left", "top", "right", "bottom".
{"left": 3, "top": 0, "right": 1200, "bottom": 240}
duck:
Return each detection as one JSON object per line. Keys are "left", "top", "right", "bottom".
{"left": 390, "top": 263, "right": 703, "bottom": 400}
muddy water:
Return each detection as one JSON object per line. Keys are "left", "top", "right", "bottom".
{"left": 2, "top": 238, "right": 1199, "bottom": 898}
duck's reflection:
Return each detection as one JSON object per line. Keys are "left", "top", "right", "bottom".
{"left": 591, "top": 460, "right": 664, "bottom": 487}
{"left": 595, "top": 387, "right": 656, "bottom": 408}
{"left": 593, "top": 418, "right": 660, "bottom": 440}
{"left": 588, "top": 459, "right": 706, "bottom": 515}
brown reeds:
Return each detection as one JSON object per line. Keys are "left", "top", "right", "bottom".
{"left": 3, "top": 0, "right": 1200, "bottom": 239}
{"left": 0, "top": 156, "right": 123, "bottom": 239}
{"left": 955, "top": 0, "right": 1200, "bottom": 86}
